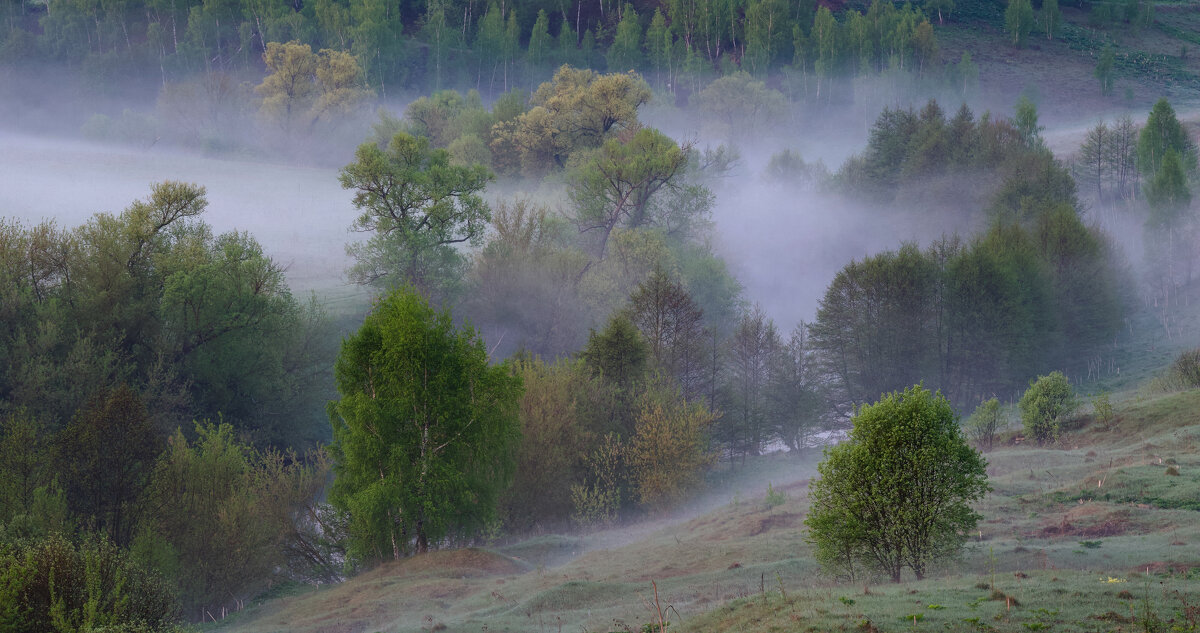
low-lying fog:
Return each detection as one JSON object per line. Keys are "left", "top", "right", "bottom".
{"left": 0, "top": 131, "right": 358, "bottom": 294}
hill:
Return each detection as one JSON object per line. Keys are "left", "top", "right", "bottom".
{"left": 209, "top": 386, "right": 1200, "bottom": 633}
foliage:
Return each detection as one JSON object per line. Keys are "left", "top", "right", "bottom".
{"left": 256, "top": 40, "right": 370, "bottom": 134}
{"left": 1091, "top": 392, "right": 1114, "bottom": 429}
{"left": 1018, "top": 371, "right": 1076, "bottom": 445}
{"left": 500, "top": 358, "right": 597, "bottom": 532}
{"left": 626, "top": 394, "right": 716, "bottom": 510}
{"left": 763, "top": 483, "right": 787, "bottom": 509}
{"left": 0, "top": 533, "right": 182, "bottom": 633}
{"left": 805, "top": 385, "right": 988, "bottom": 582}
{"left": 0, "top": 182, "right": 333, "bottom": 448}
{"left": 1138, "top": 98, "right": 1198, "bottom": 178}
{"left": 144, "top": 422, "right": 330, "bottom": 615}
{"left": 965, "top": 398, "right": 1003, "bottom": 452}
{"left": 340, "top": 131, "right": 493, "bottom": 301}
{"left": 1005, "top": 0, "right": 1034, "bottom": 48}
{"left": 328, "top": 287, "right": 521, "bottom": 561}
{"left": 697, "top": 72, "right": 786, "bottom": 137}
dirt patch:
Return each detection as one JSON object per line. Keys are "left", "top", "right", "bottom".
{"left": 1134, "top": 561, "right": 1198, "bottom": 576}
{"left": 741, "top": 512, "right": 803, "bottom": 537}
{"left": 1035, "top": 507, "right": 1131, "bottom": 539}
{"left": 369, "top": 548, "right": 533, "bottom": 580}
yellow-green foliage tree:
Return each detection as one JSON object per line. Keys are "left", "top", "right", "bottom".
{"left": 627, "top": 395, "right": 716, "bottom": 510}
{"left": 490, "top": 66, "right": 651, "bottom": 176}
{"left": 256, "top": 40, "right": 370, "bottom": 133}
{"left": 500, "top": 357, "right": 599, "bottom": 531}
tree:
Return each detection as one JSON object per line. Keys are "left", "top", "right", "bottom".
{"left": 1018, "top": 371, "right": 1075, "bottom": 445}
{"left": 1014, "top": 95, "right": 1044, "bottom": 149}
{"left": 696, "top": 72, "right": 787, "bottom": 137}
{"left": 964, "top": 397, "right": 1002, "bottom": 451}
{"left": 1004, "top": 0, "right": 1034, "bottom": 48}
{"left": 926, "top": 0, "right": 954, "bottom": 25}
{"left": 256, "top": 41, "right": 369, "bottom": 133}
{"left": 340, "top": 131, "right": 494, "bottom": 300}
{"left": 626, "top": 396, "right": 715, "bottom": 509}
{"left": 55, "top": 385, "right": 159, "bottom": 547}
{"left": 328, "top": 288, "right": 521, "bottom": 561}
{"left": 1138, "top": 98, "right": 1198, "bottom": 178}
{"left": 805, "top": 385, "right": 988, "bottom": 582}
{"left": 606, "top": 4, "right": 642, "bottom": 72}
{"left": 626, "top": 268, "right": 708, "bottom": 400}
{"left": 1041, "top": 0, "right": 1060, "bottom": 39}
{"left": 526, "top": 9, "right": 551, "bottom": 75}
{"left": 570, "top": 127, "right": 689, "bottom": 261}
{"left": 1095, "top": 45, "right": 1115, "bottom": 95}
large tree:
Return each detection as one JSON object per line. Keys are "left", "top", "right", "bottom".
{"left": 340, "top": 131, "right": 494, "bottom": 300}
{"left": 805, "top": 385, "right": 988, "bottom": 582}
{"left": 328, "top": 287, "right": 521, "bottom": 561}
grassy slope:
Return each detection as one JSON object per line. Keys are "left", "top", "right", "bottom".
{"left": 210, "top": 387, "right": 1200, "bottom": 633}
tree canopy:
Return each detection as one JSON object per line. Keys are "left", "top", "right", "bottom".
{"left": 328, "top": 287, "right": 521, "bottom": 561}
{"left": 805, "top": 385, "right": 988, "bottom": 582}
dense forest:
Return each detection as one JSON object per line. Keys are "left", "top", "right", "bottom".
{"left": 2, "top": 0, "right": 1198, "bottom": 628}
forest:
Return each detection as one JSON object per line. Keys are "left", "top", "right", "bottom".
{"left": 1, "top": 0, "right": 1199, "bottom": 629}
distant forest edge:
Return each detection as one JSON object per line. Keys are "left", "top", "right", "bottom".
{"left": 0, "top": 0, "right": 1176, "bottom": 103}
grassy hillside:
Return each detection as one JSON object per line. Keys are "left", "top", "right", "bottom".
{"left": 208, "top": 385, "right": 1200, "bottom": 633}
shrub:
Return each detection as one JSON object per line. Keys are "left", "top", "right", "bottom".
{"left": 1092, "top": 392, "right": 1114, "bottom": 429}
{"left": 965, "top": 398, "right": 1003, "bottom": 451}
{"left": 1019, "top": 372, "right": 1076, "bottom": 445}
{"left": 0, "top": 533, "right": 181, "bottom": 633}
{"left": 1169, "top": 349, "right": 1200, "bottom": 389}
{"left": 805, "top": 385, "right": 989, "bottom": 582}
{"left": 764, "top": 483, "right": 787, "bottom": 509}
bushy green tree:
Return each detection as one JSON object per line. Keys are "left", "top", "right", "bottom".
{"left": 340, "top": 131, "right": 493, "bottom": 301}
{"left": 328, "top": 287, "right": 521, "bottom": 561}
{"left": 965, "top": 397, "right": 1003, "bottom": 452}
{"left": 1005, "top": 0, "right": 1034, "bottom": 48}
{"left": 805, "top": 385, "right": 988, "bottom": 582}
{"left": 1139, "top": 98, "right": 1198, "bottom": 178}
{"left": 1018, "top": 371, "right": 1075, "bottom": 444}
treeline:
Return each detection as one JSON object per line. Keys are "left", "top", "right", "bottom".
{"left": 1, "top": 0, "right": 947, "bottom": 95}
{"left": 0, "top": 184, "right": 341, "bottom": 626}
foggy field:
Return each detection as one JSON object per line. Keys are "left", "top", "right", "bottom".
{"left": 0, "top": 132, "right": 358, "bottom": 293}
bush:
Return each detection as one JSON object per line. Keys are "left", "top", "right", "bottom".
{"left": 805, "top": 385, "right": 989, "bottom": 582}
{"left": 1092, "top": 392, "right": 1114, "bottom": 429}
{"left": 1019, "top": 372, "right": 1076, "bottom": 445}
{"left": 0, "top": 533, "right": 181, "bottom": 633}
{"left": 763, "top": 483, "right": 787, "bottom": 509}
{"left": 1169, "top": 349, "right": 1200, "bottom": 389}
{"left": 965, "top": 398, "right": 1003, "bottom": 451}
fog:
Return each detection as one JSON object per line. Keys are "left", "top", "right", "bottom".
{"left": 0, "top": 130, "right": 359, "bottom": 294}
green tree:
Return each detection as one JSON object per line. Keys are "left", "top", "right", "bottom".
{"left": 1145, "top": 148, "right": 1192, "bottom": 228}
{"left": 805, "top": 385, "right": 988, "bottom": 582}
{"left": 1018, "top": 371, "right": 1075, "bottom": 444}
{"left": 569, "top": 127, "right": 689, "bottom": 261}
{"left": 964, "top": 397, "right": 1002, "bottom": 451}
{"left": 580, "top": 313, "right": 649, "bottom": 437}
{"left": 926, "top": 0, "right": 954, "bottom": 25}
{"left": 340, "top": 131, "right": 493, "bottom": 300}
{"left": 1041, "top": 0, "right": 1060, "bottom": 39}
{"left": 526, "top": 9, "right": 552, "bottom": 76}
{"left": 1004, "top": 0, "right": 1034, "bottom": 48}
{"left": 328, "top": 288, "right": 521, "bottom": 561}
{"left": 1014, "top": 95, "right": 1043, "bottom": 148}
{"left": 626, "top": 396, "right": 715, "bottom": 509}
{"left": 1095, "top": 45, "right": 1115, "bottom": 96}
{"left": 1138, "top": 98, "right": 1198, "bottom": 178}
{"left": 606, "top": 3, "right": 643, "bottom": 72}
